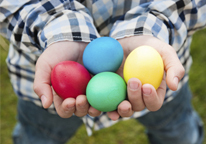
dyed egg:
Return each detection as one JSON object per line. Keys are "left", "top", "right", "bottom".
{"left": 83, "top": 37, "right": 124, "bottom": 75}
{"left": 124, "top": 46, "right": 164, "bottom": 89}
{"left": 51, "top": 61, "right": 91, "bottom": 99}
{"left": 86, "top": 72, "right": 126, "bottom": 112}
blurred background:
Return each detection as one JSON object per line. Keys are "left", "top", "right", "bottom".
{"left": 1, "top": 28, "right": 206, "bottom": 144}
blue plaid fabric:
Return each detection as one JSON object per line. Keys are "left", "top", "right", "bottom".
{"left": 1, "top": 0, "right": 206, "bottom": 136}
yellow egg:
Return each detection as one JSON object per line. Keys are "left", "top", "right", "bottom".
{"left": 123, "top": 45, "right": 164, "bottom": 89}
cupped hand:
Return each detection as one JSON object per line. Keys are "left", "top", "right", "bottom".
{"left": 33, "top": 36, "right": 185, "bottom": 121}
{"left": 107, "top": 35, "right": 185, "bottom": 120}
{"left": 33, "top": 41, "right": 101, "bottom": 118}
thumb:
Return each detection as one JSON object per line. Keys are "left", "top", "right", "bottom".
{"left": 33, "top": 41, "right": 88, "bottom": 108}
{"left": 33, "top": 41, "right": 84, "bottom": 108}
{"left": 165, "top": 63, "right": 185, "bottom": 91}
{"left": 161, "top": 45, "right": 185, "bottom": 91}
{"left": 33, "top": 59, "right": 53, "bottom": 108}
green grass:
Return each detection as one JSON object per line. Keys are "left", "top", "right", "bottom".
{"left": 0, "top": 37, "right": 18, "bottom": 144}
{"left": 189, "top": 29, "right": 206, "bottom": 124}
{"left": 0, "top": 28, "right": 206, "bottom": 144}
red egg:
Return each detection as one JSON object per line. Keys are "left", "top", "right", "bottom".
{"left": 51, "top": 61, "right": 91, "bottom": 99}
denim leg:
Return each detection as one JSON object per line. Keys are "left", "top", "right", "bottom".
{"left": 137, "top": 83, "right": 204, "bottom": 144}
{"left": 12, "top": 99, "right": 83, "bottom": 144}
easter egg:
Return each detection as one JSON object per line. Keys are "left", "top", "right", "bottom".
{"left": 86, "top": 72, "right": 126, "bottom": 112}
{"left": 83, "top": 37, "right": 124, "bottom": 75}
{"left": 124, "top": 46, "right": 164, "bottom": 89}
{"left": 51, "top": 61, "right": 91, "bottom": 99}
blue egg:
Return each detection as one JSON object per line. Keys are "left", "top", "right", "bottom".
{"left": 83, "top": 37, "right": 124, "bottom": 75}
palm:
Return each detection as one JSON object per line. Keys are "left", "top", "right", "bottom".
{"left": 106, "top": 35, "right": 185, "bottom": 120}
{"left": 34, "top": 41, "right": 101, "bottom": 118}
{"left": 34, "top": 36, "right": 184, "bottom": 120}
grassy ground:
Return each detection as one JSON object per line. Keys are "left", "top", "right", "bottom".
{"left": 0, "top": 28, "right": 206, "bottom": 144}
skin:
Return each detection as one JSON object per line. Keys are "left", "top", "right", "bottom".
{"left": 33, "top": 35, "right": 185, "bottom": 120}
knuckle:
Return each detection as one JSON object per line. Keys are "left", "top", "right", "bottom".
{"left": 75, "top": 112, "right": 87, "bottom": 117}
{"left": 89, "top": 111, "right": 101, "bottom": 117}
{"left": 118, "top": 106, "right": 133, "bottom": 117}
{"left": 57, "top": 107, "right": 73, "bottom": 118}
{"left": 180, "top": 66, "right": 185, "bottom": 77}
{"left": 79, "top": 108, "right": 88, "bottom": 114}
{"left": 75, "top": 108, "right": 88, "bottom": 117}
{"left": 128, "top": 94, "right": 139, "bottom": 102}
{"left": 133, "top": 106, "right": 145, "bottom": 112}
{"left": 120, "top": 111, "right": 133, "bottom": 118}
{"left": 33, "top": 85, "right": 40, "bottom": 95}
{"left": 149, "top": 105, "right": 162, "bottom": 112}
{"left": 58, "top": 112, "right": 70, "bottom": 118}
{"left": 77, "top": 104, "right": 89, "bottom": 112}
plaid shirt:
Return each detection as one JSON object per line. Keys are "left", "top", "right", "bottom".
{"left": 1, "top": 0, "right": 206, "bottom": 136}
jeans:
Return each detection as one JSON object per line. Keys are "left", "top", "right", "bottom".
{"left": 13, "top": 83, "right": 204, "bottom": 144}
{"left": 13, "top": 100, "right": 83, "bottom": 144}
{"left": 137, "top": 83, "right": 204, "bottom": 144}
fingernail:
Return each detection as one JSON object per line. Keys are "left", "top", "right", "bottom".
{"left": 41, "top": 95, "right": 47, "bottom": 107}
{"left": 174, "top": 77, "right": 179, "bottom": 88}
{"left": 129, "top": 81, "right": 139, "bottom": 90}
{"left": 143, "top": 87, "right": 151, "bottom": 95}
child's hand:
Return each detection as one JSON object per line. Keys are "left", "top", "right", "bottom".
{"left": 107, "top": 35, "right": 185, "bottom": 120}
{"left": 33, "top": 41, "right": 101, "bottom": 118}
{"left": 33, "top": 36, "right": 184, "bottom": 121}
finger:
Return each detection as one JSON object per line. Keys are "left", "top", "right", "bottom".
{"left": 166, "top": 64, "right": 185, "bottom": 91}
{"left": 33, "top": 60, "right": 53, "bottom": 108}
{"left": 107, "top": 111, "right": 120, "bottom": 121}
{"left": 74, "top": 95, "right": 89, "bottom": 117}
{"left": 88, "top": 106, "right": 101, "bottom": 117}
{"left": 127, "top": 78, "right": 145, "bottom": 111}
{"left": 156, "top": 74, "right": 167, "bottom": 103}
{"left": 142, "top": 76, "right": 166, "bottom": 111}
{"left": 160, "top": 45, "right": 185, "bottom": 91}
{"left": 53, "top": 90, "right": 76, "bottom": 118}
{"left": 118, "top": 100, "right": 133, "bottom": 117}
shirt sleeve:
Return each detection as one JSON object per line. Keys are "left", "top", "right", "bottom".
{"left": 110, "top": 0, "right": 206, "bottom": 50}
{"left": 0, "top": 0, "right": 100, "bottom": 53}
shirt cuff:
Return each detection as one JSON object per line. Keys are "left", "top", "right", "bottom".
{"left": 39, "top": 10, "right": 100, "bottom": 49}
{"left": 110, "top": 12, "right": 171, "bottom": 45}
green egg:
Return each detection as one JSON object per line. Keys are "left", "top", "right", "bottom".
{"left": 86, "top": 72, "right": 127, "bottom": 112}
